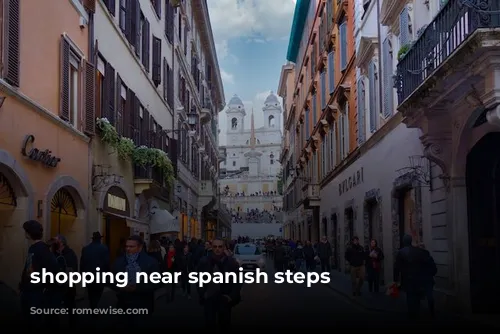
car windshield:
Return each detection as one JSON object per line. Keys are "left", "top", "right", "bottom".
{"left": 235, "top": 244, "right": 261, "bottom": 255}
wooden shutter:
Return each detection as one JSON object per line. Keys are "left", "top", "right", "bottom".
{"left": 133, "top": 0, "right": 140, "bottom": 55}
{"left": 340, "top": 22, "right": 347, "bottom": 70}
{"left": 320, "top": 71, "right": 326, "bottom": 109}
{"left": 368, "top": 61, "right": 377, "bottom": 132}
{"left": 133, "top": 94, "right": 141, "bottom": 144}
{"left": 59, "top": 38, "right": 70, "bottom": 120}
{"left": 157, "top": 125, "right": 163, "bottom": 150}
{"left": 169, "top": 138, "right": 178, "bottom": 176}
{"left": 313, "top": 94, "right": 317, "bottom": 124}
{"left": 142, "top": 19, "right": 150, "bottom": 71}
{"left": 357, "top": 79, "right": 365, "bottom": 144}
{"left": 154, "top": 0, "right": 161, "bottom": 17}
{"left": 125, "top": 0, "right": 133, "bottom": 43}
{"left": 84, "top": 61, "right": 96, "bottom": 135}
{"left": 141, "top": 109, "right": 150, "bottom": 146}
{"left": 115, "top": 74, "right": 123, "bottom": 135}
{"left": 123, "top": 87, "right": 132, "bottom": 138}
{"left": 152, "top": 36, "right": 161, "bottom": 86}
{"left": 328, "top": 52, "right": 334, "bottom": 93}
{"left": 382, "top": 38, "right": 393, "bottom": 118}
{"left": 105, "top": 62, "right": 116, "bottom": 125}
{"left": 399, "top": 6, "right": 410, "bottom": 46}
{"left": 104, "top": 0, "right": 116, "bottom": 16}
{"left": 168, "top": 65, "right": 174, "bottom": 108}
{"left": 345, "top": 102, "right": 350, "bottom": 154}
{"left": 163, "top": 57, "right": 167, "bottom": 100}
{"left": 183, "top": 24, "right": 188, "bottom": 55}
{"left": 3, "top": 0, "right": 20, "bottom": 87}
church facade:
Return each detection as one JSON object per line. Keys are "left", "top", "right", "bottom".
{"left": 219, "top": 93, "right": 283, "bottom": 223}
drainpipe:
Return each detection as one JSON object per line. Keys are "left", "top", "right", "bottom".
{"left": 87, "top": 11, "right": 95, "bottom": 243}
{"left": 376, "top": 0, "right": 383, "bottom": 123}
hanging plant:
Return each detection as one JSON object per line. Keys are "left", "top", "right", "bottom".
{"left": 132, "top": 146, "right": 152, "bottom": 167}
{"left": 117, "top": 137, "right": 135, "bottom": 160}
{"left": 397, "top": 44, "right": 411, "bottom": 61}
{"left": 96, "top": 118, "right": 120, "bottom": 146}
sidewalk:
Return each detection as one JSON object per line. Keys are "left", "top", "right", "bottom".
{"left": 325, "top": 270, "right": 406, "bottom": 313}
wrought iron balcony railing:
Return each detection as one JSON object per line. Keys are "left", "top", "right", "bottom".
{"left": 395, "top": 0, "right": 500, "bottom": 105}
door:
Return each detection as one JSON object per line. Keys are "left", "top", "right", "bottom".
{"left": 466, "top": 132, "right": 500, "bottom": 313}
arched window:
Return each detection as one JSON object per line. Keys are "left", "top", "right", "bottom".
{"left": 268, "top": 115, "right": 275, "bottom": 127}
{"left": 231, "top": 118, "right": 238, "bottom": 129}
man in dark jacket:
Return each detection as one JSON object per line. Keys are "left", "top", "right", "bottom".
{"left": 19, "top": 220, "right": 60, "bottom": 329}
{"left": 55, "top": 234, "right": 78, "bottom": 327}
{"left": 317, "top": 236, "right": 333, "bottom": 272}
{"left": 345, "top": 236, "right": 365, "bottom": 296}
{"left": 112, "top": 235, "right": 159, "bottom": 328}
{"left": 394, "top": 234, "right": 437, "bottom": 320}
{"left": 273, "top": 241, "right": 286, "bottom": 272}
{"left": 197, "top": 238, "right": 242, "bottom": 332}
{"left": 80, "top": 231, "right": 110, "bottom": 310}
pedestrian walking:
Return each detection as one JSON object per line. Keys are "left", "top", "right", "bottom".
{"left": 317, "top": 236, "right": 333, "bottom": 272}
{"left": 303, "top": 241, "right": 316, "bottom": 271}
{"left": 54, "top": 234, "right": 78, "bottom": 328}
{"left": 177, "top": 244, "right": 193, "bottom": 298}
{"left": 273, "top": 241, "right": 286, "bottom": 272}
{"left": 366, "top": 238, "right": 384, "bottom": 293}
{"left": 19, "top": 220, "right": 60, "bottom": 329}
{"left": 394, "top": 235, "right": 437, "bottom": 320}
{"left": 111, "top": 235, "right": 158, "bottom": 328}
{"left": 345, "top": 236, "right": 365, "bottom": 296}
{"left": 292, "top": 242, "right": 305, "bottom": 272}
{"left": 80, "top": 231, "right": 109, "bottom": 311}
{"left": 197, "top": 238, "right": 242, "bottom": 332}
{"left": 165, "top": 244, "right": 177, "bottom": 303}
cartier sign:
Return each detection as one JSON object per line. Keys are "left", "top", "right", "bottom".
{"left": 21, "top": 135, "right": 61, "bottom": 167}
{"left": 338, "top": 167, "right": 364, "bottom": 196}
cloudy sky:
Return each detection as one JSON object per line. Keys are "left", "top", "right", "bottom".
{"left": 207, "top": 0, "right": 296, "bottom": 144}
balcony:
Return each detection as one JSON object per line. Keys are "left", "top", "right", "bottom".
{"left": 396, "top": 0, "right": 500, "bottom": 106}
{"left": 302, "top": 184, "right": 320, "bottom": 209}
{"left": 133, "top": 165, "right": 165, "bottom": 195}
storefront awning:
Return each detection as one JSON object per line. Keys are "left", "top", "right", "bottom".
{"left": 149, "top": 207, "right": 179, "bottom": 234}
{"left": 103, "top": 211, "right": 149, "bottom": 232}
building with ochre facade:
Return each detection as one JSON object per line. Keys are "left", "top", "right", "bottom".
{"left": 0, "top": 0, "right": 92, "bottom": 289}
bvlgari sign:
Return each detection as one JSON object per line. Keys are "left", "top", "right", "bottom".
{"left": 339, "top": 167, "right": 364, "bottom": 196}
{"left": 21, "top": 135, "right": 61, "bottom": 167}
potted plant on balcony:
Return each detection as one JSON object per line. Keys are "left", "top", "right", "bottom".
{"left": 397, "top": 44, "right": 411, "bottom": 61}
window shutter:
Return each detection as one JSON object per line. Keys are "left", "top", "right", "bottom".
{"left": 149, "top": 116, "right": 155, "bottom": 148}
{"left": 154, "top": 0, "right": 161, "bottom": 16}
{"left": 165, "top": 1, "right": 174, "bottom": 43}
{"left": 59, "top": 38, "right": 70, "bottom": 121}
{"left": 105, "top": 63, "right": 116, "bottom": 125}
{"left": 340, "top": 22, "right": 347, "bottom": 70}
{"left": 368, "top": 61, "right": 377, "bottom": 132}
{"left": 84, "top": 60, "right": 96, "bottom": 135}
{"left": 125, "top": 0, "right": 133, "bottom": 43}
{"left": 312, "top": 94, "right": 317, "bottom": 125}
{"left": 124, "top": 88, "right": 133, "bottom": 138}
{"left": 357, "top": 79, "right": 365, "bottom": 144}
{"left": 115, "top": 74, "right": 123, "bottom": 135}
{"left": 104, "top": 0, "right": 116, "bottom": 16}
{"left": 320, "top": 71, "right": 326, "bottom": 109}
{"left": 169, "top": 137, "right": 178, "bottom": 176}
{"left": 142, "top": 19, "right": 150, "bottom": 71}
{"left": 168, "top": 65, "right": 174, "bottom": 108}
{"left": 328, "top": 52, "right": 335, "bottom": 94}
{"left": 345, "top": 102, "right": 350, "bottom": 154}
{"left": 141, "top": 109, "right": 150, "bottom": 146}
{"left": 382, "top": 38, "right": 393, "bottom": 118}
{"left": 133, "top": 94, "right": 141, "bottom": 144}
{"left": 163, "top": 57, "right": 167, "bottom": 100}
{"left": 183, "top": 24, "right": 188, "bottom": 55}
{"left": 399, "top": 6, "right": 410, "bottom": 46}
{"left": 134, "top": 0, "right": 141, "bottom": 55}
{"left": 4, "top": 0, "right": 20, "bottom": 87}
{"left": 305, "top": 109, "right": 310, "bottom": 139}
{"left": 152, "top": 36, "right": 162, "bottom": 86}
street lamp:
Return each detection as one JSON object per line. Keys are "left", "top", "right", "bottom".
{"left": 162, "top": 106, "right": 198, "bottom": 134}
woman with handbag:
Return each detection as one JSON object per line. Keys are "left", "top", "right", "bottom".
{"left": 366, "top": 239, "right": 384, "bottom": 293}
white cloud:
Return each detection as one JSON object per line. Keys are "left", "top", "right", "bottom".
{"left": 220, "top": 69, "right": 235, "bottom": 85}
{"left": 208, "top": 0, "right": 295, "bottom": 59}
{"left": 218, "top": 91, "right": 283, "bottom": 145}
